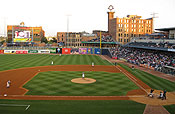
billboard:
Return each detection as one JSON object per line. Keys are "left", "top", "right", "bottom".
{"left": 49, "top": 48, "right": 56, "bottom": 54}
{"left": 87, "top": 48, "right": 93, "bottom": 54}
{"left": 28, "top": 50, "right": 38, "bottom": 53}
{"left": 16, "top": 50, "right": 28, "bottom": 54}
{"left": 4, "top": 50, "right": 16, "bottom": 54}
{"left": 94, "top": 48, "right": 101, "bottom": 54}
{"left": 79, "top": 48, "right": 87, "bottom": 54}
{"left": 56, "top": 48, "right": 62, "bottom": 54}
{"left": 13, "top": 31, "right": 32, "bottom": 42}
{"left": 71, "top": 48, "right": 79, "bottom": 54}
{"left": 62, "top": 48, "right": 71, "bottom": 54}
{"left": 0, "top": 50, "right": 4, "bottom": 54}
{"left": 38, "top": 50, "right": 50, "bottom": 54}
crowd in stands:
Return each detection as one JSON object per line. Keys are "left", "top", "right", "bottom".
{"left": 88, "top": 35, "right": 115, "bottom": 42}
{"left": 128, "top": 42, "right": 175, "bottom": 49}
{"left": 110, "top": 47, "right": 175, "bottom": 75}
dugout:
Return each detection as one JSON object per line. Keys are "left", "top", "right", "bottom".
{"left": 162, "top": 66, "right": 175, "bottom": 76}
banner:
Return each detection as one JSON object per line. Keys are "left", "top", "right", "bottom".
{"left": 62, "top": 48, "right": 71, "bottom": 54}
{"left": 0, "top": 50, "right": 4, "bottom": 54}
{"left": 49, "top": 48, "right": 56, "bottom": 54}
{"left": 56, "top": 48, "right": 62, "bottom": 54}
{"left": 28, "top": 50, "right": 38, "bottom": 53}
{"left": 16, "top": 50, "right": 28, "bottom": 54}
{"left": 94, "top": 48, "right": 101, "bottom": 54}
{"left": 4, "top": 50, "right": 16, "bottom": 54}
{"left": 71, "top": 48, "right": 79, "bottom": 54}
{"left": 38, "top": 50, "right": 50, "bottom": 54}
{"left": 87, "top": 48, "right": 93, "bottom": 54}
{"left": 79, "top": 48, "right": 87, "bottom": 54}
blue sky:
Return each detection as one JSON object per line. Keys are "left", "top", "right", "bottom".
{"left": 0, "top": 0, "right": 175, "bottom": 36}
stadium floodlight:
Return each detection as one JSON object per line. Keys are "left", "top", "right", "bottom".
{"left": 151, "top": 12, "right": 158, "bottom": 33}
{"left": 66, "top": 14, "right": 71, "bottom": 47}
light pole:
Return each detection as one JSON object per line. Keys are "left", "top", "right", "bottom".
{"left": 66, "top": 14, "right": 71, "bottom": 47}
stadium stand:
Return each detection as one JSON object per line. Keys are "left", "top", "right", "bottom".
{"left": 110, "top": 47, "right": 175, "bottom": 76}
{"left": 87, "top": 35, "right": 115, "bottom": 42}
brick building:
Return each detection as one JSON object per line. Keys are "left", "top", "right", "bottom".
{"left": 108, "top": 6, "right": 153, "bottom": 44}
{"left": 57, "top": 32, "right": 96, "bottom": 47}
{"left": 7, "top": 22, "right": 45, "bottom": 44}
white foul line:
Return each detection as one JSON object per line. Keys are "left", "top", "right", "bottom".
{"left": 0, "top": 104, "right": 30, "bottom": 110}
{"left": 102, "top": 55, "right": 148, "bottom": 94}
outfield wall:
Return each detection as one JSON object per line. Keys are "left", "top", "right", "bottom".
{"left": 0, "top": 48, "right": 104, "bottom": 55}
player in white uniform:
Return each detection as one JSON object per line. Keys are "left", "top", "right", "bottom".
{"left": 7, "top": 81, "right": 10, "bottom": 88}
{"left": 92, "top": 62, "right": 94, "bottom": 67}
{"left": 82, "top": 72, "right": 85, "bottom": 79}
{"left": 51, "top": 61, "right": 53, "bottom": 65}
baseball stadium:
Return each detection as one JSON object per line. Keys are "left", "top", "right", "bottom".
{"left": 0, "top": 4, "right": 175, "bottom": 114}
{"left": 0, "top": 46, "right": 175, "bottom": 114}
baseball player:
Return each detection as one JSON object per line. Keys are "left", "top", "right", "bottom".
{"left": 7, "top": 81, "right": 10, "bottom": 88}
{"left": 148, "top": 88, "right": 154, "bottom": 98}
{"left": 51, "top": 61, "right": 53, "bottom": 65}
{"left": 92, "top": 62, "right": 94, "bottom": 67}
{"left": 82, "top": 72, "right": 85, "bottom": 79}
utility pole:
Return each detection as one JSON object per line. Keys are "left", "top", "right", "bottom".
{"left": 151, "top": 12, "right": 158, "bottom": 33}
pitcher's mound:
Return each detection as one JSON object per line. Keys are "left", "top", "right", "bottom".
{"left": 71, "top": 78, "right": 96, "bottom": 84}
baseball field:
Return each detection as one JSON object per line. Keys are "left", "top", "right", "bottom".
{"left": 0, "top": 54, "right": 175, "bottom": 114}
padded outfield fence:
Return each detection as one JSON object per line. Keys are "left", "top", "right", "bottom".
{"left": 0, "top": 48, "right": 111, "bottom": 56}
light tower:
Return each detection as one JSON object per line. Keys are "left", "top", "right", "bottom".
{"left": 151, "top": 12, "right": 158, "bottom": 33}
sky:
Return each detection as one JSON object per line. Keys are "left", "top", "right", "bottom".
{"left": 0, "top": 0, "right": 175, "bottom": 37}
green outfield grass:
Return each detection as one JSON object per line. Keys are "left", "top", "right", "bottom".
{"left": 0, "top": 54, "right": 111, "bottom": 71}
{"left": 0, "top": 99, "right": 145, "bottom": 114}
{"left": 118, "top": 63, "right": 175, "bottom": 92}
{"left": 164, "top": 105, "right": 175, "bottom": 114}
{"left": 24, "top": 71, "right": 139, "bottom": 96}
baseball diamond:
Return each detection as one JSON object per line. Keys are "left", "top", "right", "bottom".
{"left": 0, "top": 54, "right": 175, "bottom": 114}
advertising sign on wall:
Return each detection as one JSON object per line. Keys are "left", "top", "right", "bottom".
{"left": 0, "top": 50, "right": 4, "bottom": 54}
{"left": 56, "top": 48, "right": 62, "bottom": 54}
{"left": 38, "top": 50, "right": 50, "bottom": 54}
{"left": 87, "top": 48, "right": 93, "bottom": 54}
{"left": 71, "top": 48, "right": 79, "bottom": 54}
{"left": 16, "top": 50, "right": 28, "bottom": 54}
{"left": 94, "top": 48, "right": 101, "bottom": 54}
{"left": 28, "top": 50, "right": 38, "bottom": 53}
{"left": 62, "top": 48, "right": 71, "bottom": 54}
{"left": 4, "top": 50, "right": 16, "bottom": 54}
{"left": 49, "top": 48, "right": 56, "bottom": 54}
{"left": 79, "top": 48, "right": 87, "bottom": 54}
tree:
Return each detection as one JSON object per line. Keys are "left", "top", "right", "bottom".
{"left": 41, "top": 37, "right": 48, "bottom": 44}
{"left": 51, "top": 37, "right": 57, "bottom": 43}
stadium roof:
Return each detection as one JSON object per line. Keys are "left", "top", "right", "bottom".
{"left": 81, "top": 41, "right": 120, "bottom": 44}
{"left": 155, "top": 27, "right": 175, "bottom": 31}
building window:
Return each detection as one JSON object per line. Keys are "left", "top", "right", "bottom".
{"left": 124, "top": 34, "right": 126, "bottom": 37}
{"left": 127, "top": 39, "right": 129, "bottom": 42}
{"left": 118, "top": 34, "right": 120, "bottom": 37}
{"left": 124, "top": 39, "right": 126, "bottom": 42}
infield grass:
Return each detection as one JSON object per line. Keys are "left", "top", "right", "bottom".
{"left": 0, "top": 99, "right": 145, "bottom": 114}
{"left": 0, "top": 54, "right": 111, "bottom": 71}
{"left": 24, "top": 71, "right": 139, "bottom": 96}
